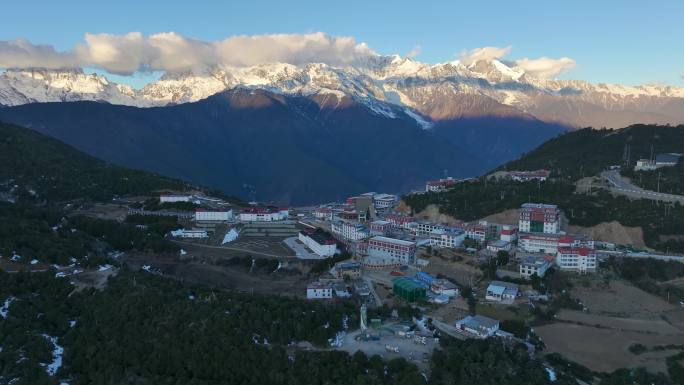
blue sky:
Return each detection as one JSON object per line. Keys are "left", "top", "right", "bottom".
{"left": 1, "top": 0, "right": 682, "bottom": 88}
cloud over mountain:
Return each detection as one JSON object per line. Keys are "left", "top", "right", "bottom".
{"left": 0, "top": 32, "right": 378, "bottom": 75}
{"left": 459, "top": 46, "right": 512, "bottom": 65}
{"left": 514, "top": 56, "right": 576, "bottom": 78}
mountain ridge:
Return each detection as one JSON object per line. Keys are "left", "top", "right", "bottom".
{"left": 2, "top": 57, "right": 684, "bottom": 129}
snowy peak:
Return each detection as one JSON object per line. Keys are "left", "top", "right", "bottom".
{"left": 0, "top": 68, "right": 142, "bottom": 106}
{"left": 1, "top": 58, "right": 684, "bottom": 129}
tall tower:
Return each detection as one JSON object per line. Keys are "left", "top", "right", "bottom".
{"left": 360, "top": 304, "right": 368, "bottom": 331}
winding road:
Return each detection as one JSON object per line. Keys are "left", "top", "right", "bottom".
{"left": 600, "top": 170, "right": 684, "bottom": 204}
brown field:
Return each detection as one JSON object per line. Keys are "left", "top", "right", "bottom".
{"left": 69, "top": 203, "right": 129, "bottom": 221}
{"left": 536, "top": 323, "right": 684, "bottom": 374}
{"left": 536, "top": 277, "right": 684, "bottom": 374}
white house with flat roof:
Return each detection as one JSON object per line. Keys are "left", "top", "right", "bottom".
{"left": 485, "top": 281, "right": 519, "bottom": 303}
{"left": 456, "top": 315, "right": 500, "bottom": 338}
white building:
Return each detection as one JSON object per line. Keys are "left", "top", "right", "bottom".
{"left": 298, "top": 230, "right": 337, "bottom": 257}
{"left": 456, "top": 315, "right": 499, "bottom": 339}
{"left": 331, "top": 221, "right": 369, "bottom": 241}
{"left": 170, "top": 229, "right": 208, "bottom": 238}
{"left": 519, "top": 203, "right": 560, "bottom": 234}
{"left": 413, "top": 221, "right": 442, "bottom": 236}
{"left": 239, "top": 207, "right": 288, "bottom": 222}
{"left": 429, "top": 227, "right": 465, "bottom": 248}
{"left": 306, "top": 282, "right": 333, "bottom": 299}
{"left": 485, "top": 281, "right": 519, "bottom": 302}
{"left": 634, "top": 159, "right": 657, "bottom": 171}
{"left": 518, "top": 233, "right": 562, "bottom": 254}
{"left": 500, "top": 225, "right": 518, "bottom": 242}
{"left": 556, "top": 247, "right": 597, "bottom": 273}
{"left": 509, "top": 170, "right": 550, "bottom": 182}
{"left": 313, "top": 207, "right": 333, "bottom": 221}
{"left": 425, "top": 177, "right": 458, "bottom": 192}
{"left": 519, "top": 256, "right": 553, "bottom": 279}
{"left": 431, "top": 279, "right": 459, "bottom": 297}
{"left": 365, "top": 236, "right": 416, "bottom": 268}
{"left": 195, "top": 209, "right": 233, "bottom": 222}
{"left": 372, "top": 193, "right": 397, "bottom": 210}
{"left": 486, "top": 240, "right": 511, "bottom": 253}
{"left": 160, "top": 194, "right": 192, "bottom": 203}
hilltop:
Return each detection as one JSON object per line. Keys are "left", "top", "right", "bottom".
{"left": 403, "top": 124, "right": 684, "bottom": 253}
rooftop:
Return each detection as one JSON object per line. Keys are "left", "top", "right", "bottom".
{"left": 521, "top": 203, "right": 558, "bottom": 210}
{"left": 370, "top": 236, "right": 416, "bottom": 246}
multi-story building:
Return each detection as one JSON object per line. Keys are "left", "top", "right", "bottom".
{"left": 331, "top": 221, "right": 369, "bottom": 241}
{"left": 429, "top": 227, "right": 465, "bottom": 248}
{"left": 364, "top": 236, "right": 416, "bottom": 268}
{"left": 195, "top": 209, "right": 233, "bottom": 222}
{"left": 518, "top": 203, "right": 560, "bottom": 234}
{"left": 413, "top": 221, "right": 442, "bottom": 236}
{"left": 425, "top": 177, "right": 458, "bottom": 192}
{"left": 298, "top": 230, "right": 337, "bottom": 257}
{"left": 518, "top": 233, "right": 562, "bottom": 254}
{"left": 239, "top": 207, "right": 288, "bottom": 222}
{"left": 519, "top": 256, "right": 553, "bottom": 279}
{"left": 558, "top": 235, "right": 595, "bottom": 249}
{"left": 385, "top": 214, "right": 415, "bottom": 230}
{"left": 500, "top": 225, "right": 518, "bottom": 242}
{"left": 306, "top": 282, "right": 333, "bottom": 299}
{"left": 313, "top": 207, "right": 333, "bottom": 221}
{"left": 369, "top": 220, "right": 391, "bottom": 236}
{"left": 372, "top": 193, "right": 397, "bottom": 211}
{"left": 556, "top": 247, "right": 597, "bottom": 273}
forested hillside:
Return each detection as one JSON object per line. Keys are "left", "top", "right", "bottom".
{"left": 404, "top": 124, "right": 684, "bottom": 253}
{"left": 0, "top": 121, "right": 191, "bottom": 202}
{"left": 501, "top": 124, "right": 684, "bottom": 182}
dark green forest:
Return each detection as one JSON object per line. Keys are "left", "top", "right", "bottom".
{"left": 0, "top": 121, "right": 193, "bottom": 202}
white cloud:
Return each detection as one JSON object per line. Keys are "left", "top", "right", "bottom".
{"left": 406, "top": 45, "right": 422, "bottom": 59}
{"left": 0, "top": 34, "right": 576, "bottom": 79}
{"left": 459, "top": 46, "right": 511, "bottom": 65}
{"left": 0, "top": 39, "right": 79, "bottom": 70}
{"left": 514, "top": 57, "right": 576, "bottom": 79}
{"left": 0, "top": 32, "right": 378, "bottom": 75}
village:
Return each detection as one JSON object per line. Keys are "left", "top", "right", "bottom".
{"left": 79, "top": 165, "right": 681, "bottom": 374}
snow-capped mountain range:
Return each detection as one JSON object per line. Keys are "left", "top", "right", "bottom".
{"left": 2, "top": 56, "right": 684, "bottom": 129}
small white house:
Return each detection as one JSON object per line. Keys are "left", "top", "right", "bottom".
{"left": 486, "top": 240, "right": 511, "bottom": 253}
{"left": 519, "top": 256, "right": 552, "bottom": 279}
{"left": 485, "top": 281, "right": 519, "bottom": 303}
{"left": 306, "top": 282, "right": 332, "bottom": 299}
{"left": 456, "top": 315, "right": 499, "bottom": 339}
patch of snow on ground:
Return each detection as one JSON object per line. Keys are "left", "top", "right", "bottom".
{"left": 1, "top": 297, "right": 15, "bottom": 318}
{"left": 142, "top": 265, "right": 151, "bottom": 272}
{"left": 97, "top": 264, "right": 113, "bottom": 271}
{"left": 545, "top": 367, "right": 557, "bottom": 382}
{"left": 69, "top": 320, "right": 77, "bottom": 328}
{"left": 30, "top": 259, "right": 39, "bottom": 265}
{"left": 403, "top": 108, "right": 433, "bottom": 130}
{"left": 180, "top": 249, "right": 187, "bottom": 256}
{"left": 41, "top": 335, "right": 63, "bottom": 376}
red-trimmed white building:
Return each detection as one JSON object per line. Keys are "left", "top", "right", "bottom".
{"left": 195, "top": 209, "right": 233, "bottom": 222}
{"left": 519, "top": 203, "right": 560, "bottom": 234}
{"left": 298, "top": 230, "right": 337, "bottom": 257}
{"left": 557, "top": 247, "right": 597, "bottom": 273}
{"left": 239, "top": 207, "right": 288, "bottom": 222}
{"left": 385, "top": 214, "right": 415, "bottom": 230}
{"left": 500, "top": 225, "right": 518, "bottom": 242}
{"left": 426, "top": 177, "right": 458, "bottom": 192}
{"left": 369, "top": 220, "right": 391, "bottom": 236}
{"left": 364, "top": 236, "right": 416, "bottom": 268}
{"left": 518, "top": 233, "right": 562, "bottom": 254}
